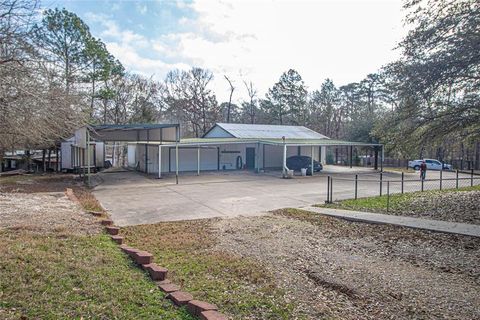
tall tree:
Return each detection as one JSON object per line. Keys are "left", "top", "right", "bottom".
{"left": 164, "top": 68, "right": 219, "bottom": 137}
{"left": 32, "top": 8, "right": 92, "bottom": 91}
{"left": 265, "top": 69, "right": 307, "bottom": 125}
{"left": 375, "top": 0, "right": 479, "bottom": 161}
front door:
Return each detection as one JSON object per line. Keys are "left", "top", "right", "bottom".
{"left": 245, "top": 147, "right": 255, "bottom": 169}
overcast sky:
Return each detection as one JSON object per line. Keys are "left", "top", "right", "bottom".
{"left": 45, "top": 0, "right": 407, "bottom": 103}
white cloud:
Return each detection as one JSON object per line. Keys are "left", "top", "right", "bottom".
{"left": 175, "top": 0, "right": 406, "bottom": 102}
{"left": 85, "top": 1, "right": 406, "bottom": 103}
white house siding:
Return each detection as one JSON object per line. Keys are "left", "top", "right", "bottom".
{"left": 204, "top": 126, "right": 234, "bottom": 138}
{"left": 61, "top": 142, "right": 72, "bottom": 169}
{"left": 95, "top": 142, "right": 104, "bottom": 166}
{"left": 127, "top": 145, "right": 136, "bottom": 168}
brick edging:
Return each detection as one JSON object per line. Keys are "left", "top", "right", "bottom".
{"left": 66, "top": 188, "right": 228, "bottom": 320}
{"left": 111, "top": 231, "right": 228, "bottom": 319}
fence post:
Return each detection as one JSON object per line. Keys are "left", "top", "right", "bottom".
{"left": 379, "top": 172, "right": 383, "bottom": 196}
{"left": 326, "top": 176, "right": 330, "bottom": 203}
{"left": 440, "top": 169, "right": 443, "bottom": 190}
{"left": 330, "top": 177, "right": 334, "bottom": 203}
{"left": 386, "top": 181, "right": 390, "bottom": 213}
{"left": 401, "top": 172, "right": 404, "bottom": 194}
{"left": 421, "top": 176, "right": 424, "bottom": 192}
{"left": 471, "top": 169, "right": 474, "bottom": 187}
{"left": 456, "top": 169, "right": 459, "bottom": 189}
{"left": 355, "top": 174, "right": 358, "bottom": 200}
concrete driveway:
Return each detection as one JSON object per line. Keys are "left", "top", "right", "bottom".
{"left": 93, "top": 167, "right": 472, "bottom": 226}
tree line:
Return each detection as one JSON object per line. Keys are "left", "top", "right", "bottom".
{"left": 1, "top": 0, "right": 478, "bottom": 168}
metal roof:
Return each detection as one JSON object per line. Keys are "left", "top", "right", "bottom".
{"left": 92, "top": 123, "right": 179, "bottom": 132}
{"left": 156, "top": 137, "right": 380, "bottom": 147}
{"left": 205, "top": 123, "right": 329, "bottom": 139}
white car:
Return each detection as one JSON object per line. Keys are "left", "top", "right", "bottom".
{"left": 408, "top": 159, "right": 453, "bottom": 171}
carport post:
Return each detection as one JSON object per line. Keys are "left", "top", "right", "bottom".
{"left": 197, "top": 145, "right": 200, "bottom": 176}
{"left": 381, "top": 145, "right": 384, "bottom": 172}
{"left": 349, "top": 145, "right": 353, "bottom": 168}
{"left": 311, "top": 146, "right": 314, "bottom": 176}
{"left": 158, "top": 145, "right": 162, "bottom": 179}
{"left": 175, "top": 143, "right": 179, "bottom": 184}
{"left": 86, "top": 129, "right": 91, "bottom": 187}
{"left": 282, "top": 138, "right": 287, "bottom": 178}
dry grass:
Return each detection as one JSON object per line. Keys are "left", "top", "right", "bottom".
{"left": 0, "top": 175, "right": 194, "bottom": 319}
{"left": 215, "top": 210, "right": 480, "bottom": 319}
{"left": 122, "top": 220, "right": 295, "bottom": 320}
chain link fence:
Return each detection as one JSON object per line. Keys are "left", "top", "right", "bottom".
{"left": 325, "top": 169, "right": 480, "bottom": 211}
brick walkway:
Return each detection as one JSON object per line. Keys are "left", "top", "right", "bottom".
{"left": 304, "top": 207, "right": 480, "bottom": 237}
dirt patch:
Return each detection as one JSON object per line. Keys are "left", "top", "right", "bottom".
{"left": 213, "top": 210, "right": 480, "bottom": 320}
{"left": 0, "top": 174, "right": 82, "bottom": 193}
{"left": 0, "top": 192, "right": 101, "bottom": 235}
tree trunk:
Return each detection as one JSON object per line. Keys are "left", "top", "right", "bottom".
{"left": 47, "top": 149, "right": 52, "bottom": 171}
{"left": 42, "top": 149, "right": 46, "bottom": 172}
{"left": 0, "top": 147, "right": 4, "bottom": 173}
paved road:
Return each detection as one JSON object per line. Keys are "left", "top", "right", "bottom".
{"left": 93, "top": 167, "right": 477, "bottom": 226}
{"left": 305, "top": 206, "right": 480, "bottom": 237}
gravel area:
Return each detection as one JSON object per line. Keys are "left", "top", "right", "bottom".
{"left": 0, "top": 192, "right": 101, "bottom": 235}
{"left": 393, "top": 190, "right": 480, "bottom": 224}
{"left": 213, "top": 211, "right": 480, "bottom": 320}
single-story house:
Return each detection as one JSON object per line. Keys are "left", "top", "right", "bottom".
{"left": 125, "top": 123, "right": 382, "bottom": 178}
{"left": 61, "top": 122, "right": 383, "bottom": 181}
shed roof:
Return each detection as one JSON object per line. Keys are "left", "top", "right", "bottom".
{"left": 204, "top": 123, "right": 329, "bottom": 140}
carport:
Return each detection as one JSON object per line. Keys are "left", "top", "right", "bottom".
{"left": 158, "top": 137, "right": 383, "bottom": 180}
{"left": 70, "top": 123, "right": 180, "bottom": 185}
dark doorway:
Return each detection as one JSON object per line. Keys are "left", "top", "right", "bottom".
{"left": 245, "top": 147, "right": 255, "bottom": 169}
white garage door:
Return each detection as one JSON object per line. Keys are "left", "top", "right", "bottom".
{"left": 169, "top": 147, "right": 218, "bottom": 171}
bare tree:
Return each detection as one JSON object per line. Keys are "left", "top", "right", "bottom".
{"left": 243, "top": 80, "right": 257, "bottom": 124}
{"left": 224, "top": 75, "right": 235, "bottom": 123}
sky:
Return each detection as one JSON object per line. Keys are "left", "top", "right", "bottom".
{"left": 43, "top": 0, "right": 407, "bottom": 103}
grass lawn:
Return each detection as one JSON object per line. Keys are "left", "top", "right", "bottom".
{"left": 318, "top": 184, "right": 480, "bottom": 223}
{"left": 122, "top": 220, "right": 296, "bottom": 320}
{"left": 0, "top": 232, "right": 194, "bottom": 320}
{"left": 0, "top": 174, "right": 194, "bottom": 320}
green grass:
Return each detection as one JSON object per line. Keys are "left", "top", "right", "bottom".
{"left": 122, "top": 220, "right": 296, "bottom": 320}
{"left": 318, "top": 184, "right": 480, "bottom": 212}
{"left": 0, "top": 231, "right": 194, "bottom": 320}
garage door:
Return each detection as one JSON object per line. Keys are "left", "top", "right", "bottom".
{"left": 169, "top": 147, "right": 218, "bottom": 172}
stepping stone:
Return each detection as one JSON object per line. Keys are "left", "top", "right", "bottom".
{"left": 200, "top": 310, "right": 228, "bottom": 320}
{"left": 158, "top": 283, "right": 180, "bottom": 293}
{"left": 100, "top": 219, "right": 113, "bottom": 226}
{"left": 187, "top": 300, "right": 218, "bottom": 317}
{"left": 133, "top": 251, "right": 153, "bottom": 265}
{"left": 167, "top": 291, "right": 193, "bottom": 306}
{"left": 105, "top": 226, "right": 119, "bottom": 235}
{"left": 143, "top": 263, "right": 168, "bottom": 281}
{"left": 110, "top": 235, "right": 123, "bottom": 244}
